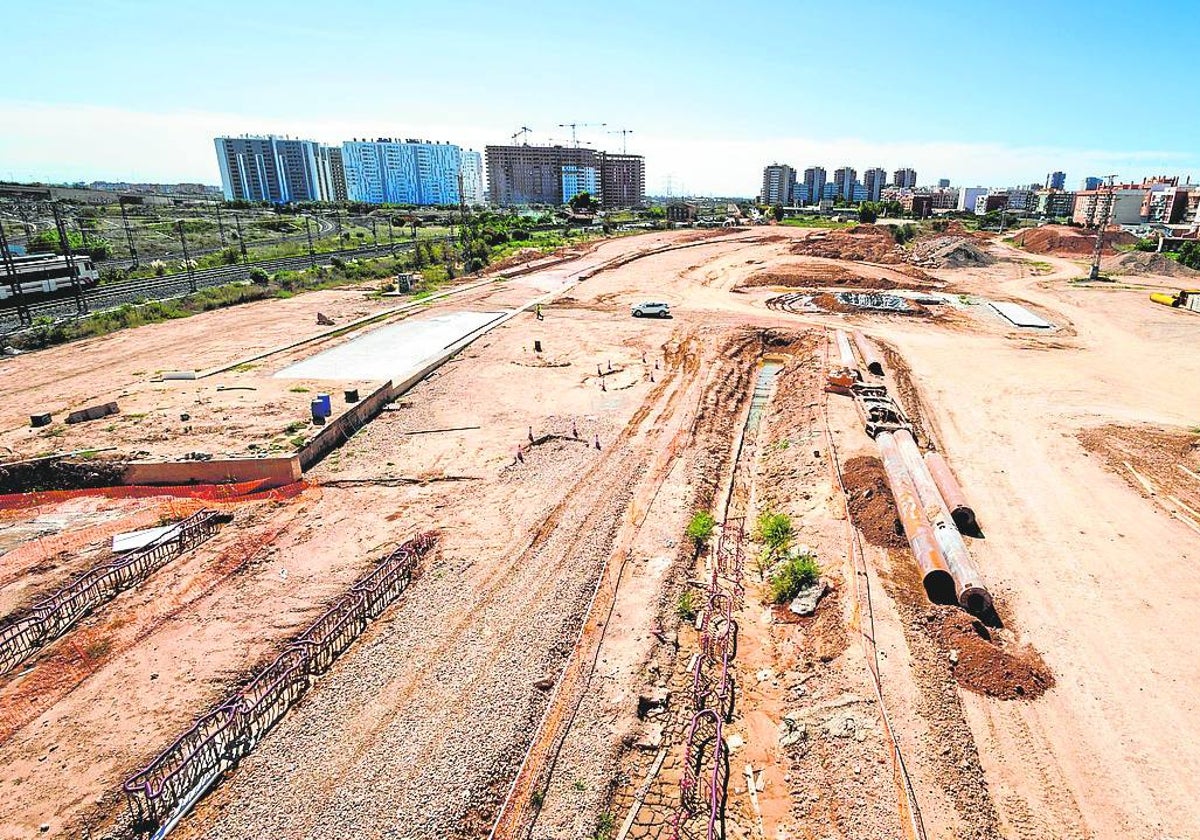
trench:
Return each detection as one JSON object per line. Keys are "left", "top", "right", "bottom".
{"left": 723, "top": 357, "right": 783, "bottom": 522}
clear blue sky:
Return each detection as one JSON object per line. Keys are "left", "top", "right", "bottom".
{"left": 2, "top": 0, "right": 1197, "bottom": 194}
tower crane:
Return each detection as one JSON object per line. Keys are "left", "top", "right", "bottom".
{"left": 510, "top": 126, "right": 532, "bottom": 145}
{"left": 557, "top": 121, "right": 606, "bottom": 148}
{"left": 607, "top": 128, "right": 634, "bottom": 154}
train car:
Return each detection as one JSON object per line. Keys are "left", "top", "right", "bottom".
{"left": 0, "top": 253, "right": 101, "bottom": 301}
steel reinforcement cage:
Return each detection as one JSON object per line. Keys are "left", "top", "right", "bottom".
{"left": 0, "top": 509, "right": 228, "bottom": 675}
{"left": 121, "top": 531, "right": 437, "bottom": 833}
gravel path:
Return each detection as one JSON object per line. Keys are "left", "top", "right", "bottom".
{"left": 175, "top": 430, "right": 646, "bottom": 838}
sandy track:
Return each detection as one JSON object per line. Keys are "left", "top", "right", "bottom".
{"left": 176, "top": 339, "right": 704, "bottom": 838}
{"left": 861, "top": 250, "right": 1200, "bottom": 838}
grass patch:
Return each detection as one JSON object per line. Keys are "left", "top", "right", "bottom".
{"left": 780, "top": 216, "right": 855, "bottom": 229}
{"left": 768, "top": 552, "right": 821, "bottom": 604}
{"left": 594, "top": 812, "right": 615, "bottom": 840}
{"left": 685, "top": 510, "right": 715, "bottom": 549}
{"left": 676, "top": 588, "right": 699, "bottom": 623}
{"left": 288, "top": 386, "right": 310, "bottom": 393}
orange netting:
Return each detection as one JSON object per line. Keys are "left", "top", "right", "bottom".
{"left": 0, "top": 480, "right": 310, "bottom": 512}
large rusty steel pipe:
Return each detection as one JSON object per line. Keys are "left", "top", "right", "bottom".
{"left": 875, "top": 432, "right": 956, "bottom": 604}
{"left": 924, "top": 450, "right": 976, "bottom": 532}
{"left": 852, "top": 331, "right": 885, "bottom": 376}
{"left": 893, "top": 430, "right": 992, "bottom": 614}
{"left": 835, "top": 329, "right": 856, "bottom": 369}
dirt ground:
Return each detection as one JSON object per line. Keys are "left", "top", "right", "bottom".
{"left": 2, "top": 223, "right": 1199, "bottom": 840}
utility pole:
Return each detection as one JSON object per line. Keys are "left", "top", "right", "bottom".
{"left": 215, "top": 201, "right": 226, "bottom": 247}
{"left": 119, "top": 199, "right": 139, "bottom": 268}
{"left": 305, "top": 215, "right": 316, "bottom": 267}
{"left": 387, "top": 215, "right": 395, "bottom": 250}
{"left": 1088, "top": 174, "right": 1117, "bottom": 281}
{"left": 76, "top": 217, "right": 90, "bottom": 254}
{"left": 234, "top": 213, "right": 248, "bottom": 263}
{"left": 177, "top": 219, "right": 197, "bottom": 293}
{"left": 370, "top": 218, "right": 378, "bottom": 249}
{"left": 0, "top": 221, "right": 31, "bottom": 327}
{"left": 53, "top": 204, "right": 87, "bottom": 315}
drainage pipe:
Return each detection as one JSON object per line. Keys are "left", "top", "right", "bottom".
{"left": 923, "top": 451, "right": 976, "bottom": 532}
{"left": 875, "top": 432, "right": 956, "bottom": 604}
{"left": 852, "top": 331, "right": 885, "bottom": 376}
{"left": 835, "top": 329, "right": 856, "bottom": 369}
{"left": 893, "top": 430, "right": 992, "bottom": 614}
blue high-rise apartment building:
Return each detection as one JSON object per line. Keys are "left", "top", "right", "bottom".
{"left": 342, "top": 139, "right": 462, "bottom": 205}
{"left": 214, "top": 135, "right": 326, "bottom": 203}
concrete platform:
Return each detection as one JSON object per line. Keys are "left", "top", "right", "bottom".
{"left": 989, "top": 301, "right": 1053, "bottom": 329}
{"left": 275, "top": 310, "right": 507, "bottom": 382}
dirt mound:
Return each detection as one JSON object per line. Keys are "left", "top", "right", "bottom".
{"left": 744, "top": 263, "right": 899, "bottom": 290}
{"left": 841, "top": 457, "right": 906, "bottom": 548}
{"left": 0, "top": 458, "right": 127, "bottom": 494}
{"left": 909, "top": 235, "right": 995, "bottom": 268}
{"left": 1011, "top": 225, "right": 1136, "bottom": 257}
{"left": 790, "top": 225, "right": 905, "bottom": 264}
{"left": 1102, "top": 250, "right": 1200, "bottom": 277}
{"left": 924, "top": 608, "right": 1054, "bottom": 700}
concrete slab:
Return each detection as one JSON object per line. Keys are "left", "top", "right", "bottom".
{"left": 989, "top": 301, "right": 1053, "bottom": 329}
{"left": 112, "top": 525, "right": 176, "bottom": 553}
{"left": 275, "top": 310, "right": 507, "bottom": 381}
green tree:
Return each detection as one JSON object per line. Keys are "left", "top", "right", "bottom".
{"left": 1178, "top": 241, "right": 1200, "bottom": 270}
{"left": 772, "top": 204, "right": 785, "bottom": 222}
{"left": 858, "top": 202, "right": 879, "bottom": 224}
{"left": 644, "top": 206, "right": 667, "bottom": 220}
{"left": 569, "top": 192, "right": 599, "bottom": 212}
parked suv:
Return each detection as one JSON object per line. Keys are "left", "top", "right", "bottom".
{"left": 631, "top": 301, "right": 671, "bottom": 318}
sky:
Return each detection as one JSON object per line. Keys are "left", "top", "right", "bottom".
{"left": 2, "top": 0, "right": 1198, "bottom": 196}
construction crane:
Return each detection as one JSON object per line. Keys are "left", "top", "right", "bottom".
{"left": 1088, "top": 174, "right": 1118, "bottom": 280}
{"left": 607, "top": 128, "right": 634, "bottom": 154}
{"left": 558, "top": 121, "right": 606, "bottom": 148}
{"left": 510, "top": 126, "right": 532, "bottom": 145}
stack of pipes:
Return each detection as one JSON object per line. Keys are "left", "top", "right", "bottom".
{"left": 876, "top": 429, "right": 991, "bottom": 614}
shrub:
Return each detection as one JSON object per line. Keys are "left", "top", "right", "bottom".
{"left": 685, "top": 511, "right": 715, "bottom": 548}
{"left": 755, "top": 510, "right": 793, "bottom": 554}
{"left": 249, "top": 267, "right": 270, "bottom": 284}
{"left": 768, "top": 553, "right": 821, "bottom": 604}
{"left": 676, "top": 589, "right": 698, "bottom": 622}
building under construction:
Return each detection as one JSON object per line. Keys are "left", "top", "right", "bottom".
{"left": 484, "top": 144, "right": 645, "bottom": 209}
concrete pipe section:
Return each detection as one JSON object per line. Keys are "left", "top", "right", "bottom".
{"left": 924, "top": 450, "right": 977, "bottom": 532}
{"left": 852, "top": 331, "right": 885, "bottom": 376}
{"left": 892, "top": 430, "right": 993, "bottom": 615}
{"left": 875, "top": 431, "right": 956, "bottom": 604}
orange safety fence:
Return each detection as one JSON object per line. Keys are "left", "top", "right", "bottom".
{"left": 0, "top": 479, "right": 311, "bottom": 512}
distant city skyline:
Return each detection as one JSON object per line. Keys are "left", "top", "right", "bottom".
{"left": 2, "top": 1, "right": 1198, "bottom": 194}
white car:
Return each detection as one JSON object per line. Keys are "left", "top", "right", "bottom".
{"left": 631, "top": 301, "right": 671, "bottom": 318}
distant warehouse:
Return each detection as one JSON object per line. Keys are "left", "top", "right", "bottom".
{"left": 485, "top": 144, "right": 644, "bottom": 209}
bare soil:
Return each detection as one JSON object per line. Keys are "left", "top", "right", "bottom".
{"left": 3, "top": 223, "right": 1199, "bottom": 840}
{"left": 1009, "top": 224, "right": 1136, "bottom": 257}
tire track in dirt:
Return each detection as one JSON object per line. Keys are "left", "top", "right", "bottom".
{"left": 174, "top": 340, "right": 702, "bottom": 839}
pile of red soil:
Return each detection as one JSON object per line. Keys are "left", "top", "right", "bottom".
{"left": 1010, "top": 225, "right": 1135, "bottom": 257}
{"left": 925, "top": 608, "right": 1054, "bottom": 700}
{"left": 744, "top": 264, "right": 899, "bottom": 290}
{"left": 790, "top": 225, "right": 905, "bottom": 264}
{"left": 841, "top": 456, "right": 906, "bottom": 548}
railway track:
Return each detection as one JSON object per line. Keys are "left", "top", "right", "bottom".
{"left": 0, "top": 239, "right": 448, "bottom": 333}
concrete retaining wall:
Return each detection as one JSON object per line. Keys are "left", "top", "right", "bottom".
{"left": 297, "top": 381, "right": 395, "bottom": 472}
{"left": 123, "top": 456, "right": 301, "bottom": 487}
